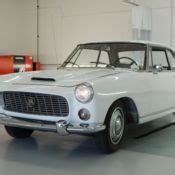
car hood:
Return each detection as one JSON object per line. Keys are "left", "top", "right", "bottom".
{"left": 0, "top": 68, "right": 124, "bottom": 87}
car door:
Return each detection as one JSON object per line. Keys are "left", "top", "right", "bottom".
{"left": 149, "top": 46, "right": 175, "bottom": 116}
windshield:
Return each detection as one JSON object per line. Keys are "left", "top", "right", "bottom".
{"left": 62, "top": 43, "right": 146, "bottom": 70}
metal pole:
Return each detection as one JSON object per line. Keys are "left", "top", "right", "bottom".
{"left": 170, "top": 0, "right": 174, "bottom": 47}
{"left": 37, "top": 0, "right": 39, "bottom": 62}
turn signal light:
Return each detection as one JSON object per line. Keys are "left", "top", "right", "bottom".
{"left": 78, "top": 109, "right": 90, "bottom": 121}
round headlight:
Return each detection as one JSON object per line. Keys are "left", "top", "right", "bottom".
{"left": 75, "top": 83, "right": 94, "bottom": 103}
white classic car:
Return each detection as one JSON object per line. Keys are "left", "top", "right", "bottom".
{"left": 0, "top": 41, "right": 175, "bottom": 153}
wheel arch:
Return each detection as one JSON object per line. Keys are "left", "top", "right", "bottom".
{"left": 105, "top": 97, "right": 139, "bottom": 124}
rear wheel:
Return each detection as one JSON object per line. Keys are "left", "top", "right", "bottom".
{"left": 5, "top": 126, "right": 34, "bottom": 138}
{"left": 96, "top": 101, "right": 126, "bottom": 153}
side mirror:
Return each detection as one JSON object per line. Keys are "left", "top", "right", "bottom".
{"left": 153, "top": 64, "right": 163, "bottom": 73}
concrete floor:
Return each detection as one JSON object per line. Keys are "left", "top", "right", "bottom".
{"left": 0, "top": 116, "right": 175, "bottom": 175}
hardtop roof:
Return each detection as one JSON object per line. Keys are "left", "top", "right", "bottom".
{"left": 79, "top": 40, "right": 175, "bottom": 51}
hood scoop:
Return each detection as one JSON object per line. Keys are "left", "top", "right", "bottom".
{"left": 31, "top": 77, "right": 56, "bottom": 82}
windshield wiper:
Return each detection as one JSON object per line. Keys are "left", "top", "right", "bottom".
{"left": 63, "top": 61, "right": 79, "bottom": 67}
{"left": 90, "top": 61, "right": 115, "bottom": 69}
{"left": 64, "top": 61, "right": 74, "bottom": 64}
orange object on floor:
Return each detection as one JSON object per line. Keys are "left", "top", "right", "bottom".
{"left": 0, "top": 56, "right": 14, "bottom": 75}
{"left": 25, "top": 56, "right": 33, "bottom": 72}
{"left": 33, "top": 62, "right": 41, "bottom": 71}
{"left": 0, "top": 55, "right": 40, "bottom": 75}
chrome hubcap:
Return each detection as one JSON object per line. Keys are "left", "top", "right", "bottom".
{"left": 109, "top": 107, "right": 124, "bottom": 144}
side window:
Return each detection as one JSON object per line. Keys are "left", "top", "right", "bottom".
{"left": 118, "top": 51, "right": 145, "bottom": 66}
{"left": 118, "top": 51, "right": 145, "bottom": 70}
{"left": 152, "top": 49, "right": 169, "bottom": 70}
{"left": 167, "top": 50, "right": 175, "bottom": 69}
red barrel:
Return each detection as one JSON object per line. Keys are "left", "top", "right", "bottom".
{"left": 0, "top": 55, "right": 38, "bottom": 75}
{"left": 0, "top": 56, "right": 14, "bottom": 75}
{"left": 33, "top": 62, "right": 41, "bottom": 71}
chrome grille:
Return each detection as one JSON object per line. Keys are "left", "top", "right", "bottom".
{"left": 3, "top": 92, "right": 69, "bottom": 117}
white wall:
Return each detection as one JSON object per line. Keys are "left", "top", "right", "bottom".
{"left": 39, "top": 0, "right": 133, "bottom": 70}
{"left": 39, "top": 0, "right": 63, "bottom": 69}
{"left": 140, "top": 0, "right": 175, "bottom": 47}
{"left": 0, "top": 0, "right": 37, "bottom": 58}
{"left": 0, "top": 0, "right": 173, "bottom": 70}
{"left": 39, "top": 0, "right": 175, "bottom": 70}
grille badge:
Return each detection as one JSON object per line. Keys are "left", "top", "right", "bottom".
{"left": 26, "top": 97, "right": 35, "bottom": 108}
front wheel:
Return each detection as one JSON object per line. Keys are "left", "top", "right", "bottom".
{"left": 5, "top": 126, "right": 34, "bottom": 139}
{"left": 96, "top": 101, "right": 126, "bottom": 153}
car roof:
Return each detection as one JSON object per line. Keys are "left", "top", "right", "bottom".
{"left": 79, "top": 40, "right": 175, "bottom": 52}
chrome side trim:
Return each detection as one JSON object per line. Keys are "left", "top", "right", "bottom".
{"left": 0, "top": 115, "right": 106, "bottom": 135}
{"left": 139, "top": 108, "right": 175, "bottom": 124}
{"left": 141, "top": 107, "right": 175, "bottom": 119}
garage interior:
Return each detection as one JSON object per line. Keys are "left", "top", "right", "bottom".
{"left": 0, "top": 0, "right": 175, "bottom": 174}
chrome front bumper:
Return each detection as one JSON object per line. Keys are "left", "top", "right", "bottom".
{"left": 0, "top": 115, "right": 106, "bottom": 135}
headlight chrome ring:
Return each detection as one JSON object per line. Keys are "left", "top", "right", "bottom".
{"left": 75, "top": 83, "right": 94, "bottom": 103}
